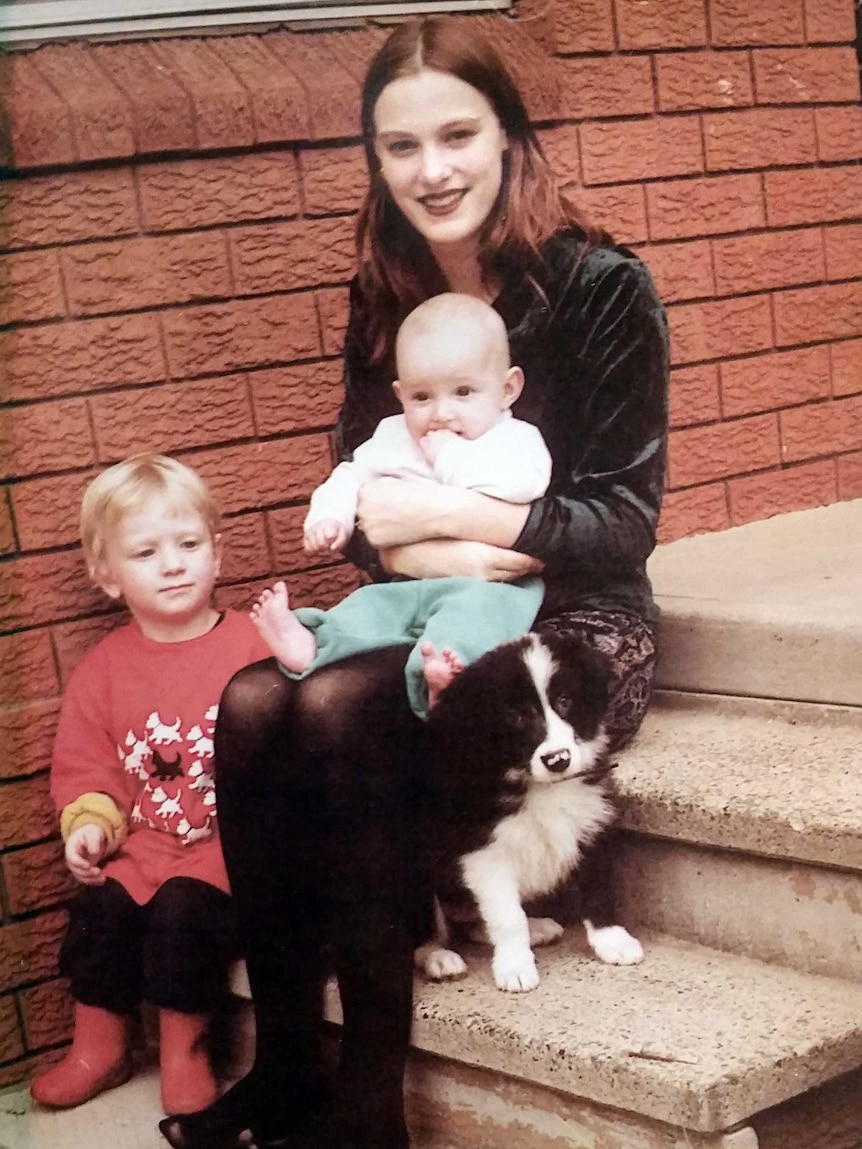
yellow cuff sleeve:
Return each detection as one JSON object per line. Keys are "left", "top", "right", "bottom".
{"left": 60, "top": 792, "right": 128, "bottom": 852}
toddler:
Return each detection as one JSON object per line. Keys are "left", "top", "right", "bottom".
{"left": 31, "top": 454, "right": 270, "bottom": 1114}
{"left": 252, "top": 293, "right": 551, "bottom": 717}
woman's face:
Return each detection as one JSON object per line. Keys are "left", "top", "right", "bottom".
{"left": 373, "top": 68, "right": 507, "bottom": 260}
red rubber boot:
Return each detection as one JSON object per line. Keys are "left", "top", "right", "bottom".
{"left": 158, "top": 1009, "right": 219, "bottom": 1115}
{"left": 30, "top": 1003, "right": 131, "bottom": 1108}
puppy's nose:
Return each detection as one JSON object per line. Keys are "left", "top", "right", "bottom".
{"left": 541, "top": 749, "right": 571, "bottom": 774}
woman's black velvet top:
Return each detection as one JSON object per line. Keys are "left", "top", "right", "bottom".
{"left": 336, "top": 230, "right": 670, "bottom": 625}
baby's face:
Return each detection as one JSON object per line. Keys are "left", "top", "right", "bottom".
{"left": 394, "top": 327, "right": 516, "bottom": 443}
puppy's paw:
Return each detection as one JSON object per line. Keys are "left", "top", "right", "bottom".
{"left": 492, "top": 947, "right": 539, "bottom": 992}
{"left": 527, "top": 917, "right": 564, "bottom": 947}
{"left": 415, "top": 944, "right": 468, "bottom": 981}
{"left": 586, "top": 923, "right": 644, "bottom": 966}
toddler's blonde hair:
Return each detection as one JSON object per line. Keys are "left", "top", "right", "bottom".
{"left": 80, "top": 453, "right": 220, "bottom": 582}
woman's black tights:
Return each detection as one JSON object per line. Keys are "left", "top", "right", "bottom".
{"left": 186, "top": 646, "right": 423, "bottom": 1148}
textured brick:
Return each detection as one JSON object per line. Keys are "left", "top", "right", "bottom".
{"left": 581, "top": 116, "right": 703, "bottom": 185}
{"left": 10, "top": 472, "right": 92, "bottom": 554}
{"left": 838, "top": 452, "right": 862, "bottom": 498}
{"left": 0, "top": 997, "right": 25, "bottom": 1065}
{"left": 729, "top": 459, "right": 837, "bottom": 526}
{"left": 92, "top": 41, "right": 196, "bottom": 154}
{"left": 773, "top": 282, "right": 862, "bottom": 347}
{"left": 669, "top": 364, "right": 721, "bottom": 427}
{"left": 831, "top": 338, "right": 862, "bottom": 397}
{"left": 537, "top": 125, "right": 581, "bottom": 186}
{"left": 669, "top": 413, "right": 780, "bottom": 486}
{"left": 531, "top": 0, "right": 614, "bottom": 53}
{"left": 823, "top": 224, "right": 862, "bottom": 281}
{"left": 557, "top": 56, "right": 654, "bottom": 118}
{"left": 0, "top": 700, "right": 61, "bottom": 780}
{"left": 669, "top": 295, "right": 773, "bottom": 365}
{"left": 766, "top": 166, "right": 862, "bottom": 227}
{"left": 0, "top": 52, "right": 75, "bottom": 170}
{"left": 647, "top": 174, "right": 765, "bottom": 241}
{"left": 815, "top": 107, "right": 862, "bottom": 162}
{"left": 181, "top": 437, "right": 332, "bottom": 517}
{"left": 657, "top": 483, "right": 730, "bottom": 541}
{"left": 63, "top": 233, "right": 232, "bottom": 317}
{"left": 267, "top": 506, "right": 312, "bottom": 571}
{"left": 635, "top": 241, "right": 714, "bottom": 304}
{"left": 780, "top": 394, "right": 862, "bottom": 462}
{"left": 138, "top": 152, "right": 301, "bottom": 233}
{"left": 614, "top": 0, "right": 707, "bottom": 49}
{"left": 806, "top": 0, "right": 858, "bottom": 42}
{"left": 0, "top": 250, "right": 66, "bottom": 325}
{"left": 0, "top": 401, "right": 95, "bottom": 482}
{"left": 703, "top": 108, "right": 817, "bottom": 171}
{"left": 216, "top": 561, "right": 359, "bottom": 615}
{"left": 230, "top": 218, "right": 355, "bottom": 297}
{"left": 472, "top": 15, "right": 561, "bottom": 122}
{"left": 21, "top": 980, "right": 74, "bottom": 1052}
{"left": 29, "top": 43, "right": 134, "bottom": 163}
{"left": 0, "top": 913, "right": 67, "bottom": 993}
{"left": 1, "top": 314, "right": 165, "bottom": 403}
{"left": 4, "top": 842, "right": 74, "bottom": 915}
{"left": 0, "top": 169, "right": 138, "bottom": 252}
{"left": 53, "top": 615, "right": 125, "bottom": 688}
{"left": 656, "top": 51, "right": 753, "bottom": 111}
{"left": 301, "top": 146, "right": 367, "bottom": 217}
{"left": 577, "top": 184, "right": 648, "bottom": 245}
{"left": 754, "top": 48, "right": 860, "bottom": 105}
{"left": 720, "top": 346, "right": 831, "bottom": 418}
{"left": 251, "top": 362, "right": 343, "bottom": 437}
{"left": 710, "top": 0, "right": 805, "bottom": 46}
{"left": 149, "top": 38, "right": 255, "bottom": 151}
{"left": 0, "top": 776, "right": 56, "bottom": 850}
{"left": 162, "top": 294, "right": 320, "bottom": 381}
{"left": 92, "top": 376, "right": 254, "bottom": 462}
{"left": 317, "top": 289, "right": 351, "bottom": 359}
{"left": 0, "top": 631, "right": 59, "bottom": 705}
{"left": 0, "top": 551, "right": 102, "bottom": 632}
{"left": 712, "top": 227, "right": 825, "bottom": 295}
{"left": 207, "top": 35, "right": 312, "bottom": 144}
{"left": 0, "top": 496, "right": 14, "bottom": 556}
{"left": 219, "top": 513, "right": 273, "bottom": 585}
{"left": 264, "top": 34, "right": 359, "bottom": 141}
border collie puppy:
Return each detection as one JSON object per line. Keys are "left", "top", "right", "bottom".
{"left": 415, "top": 631, "right": 643, "bottom": 992}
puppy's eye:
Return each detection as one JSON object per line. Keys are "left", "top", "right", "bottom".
{"left": 508, "top": 710, "right": 528, "bottom": 730}
{"left": 555, "top": 694, "right": 573, "bottom": 716}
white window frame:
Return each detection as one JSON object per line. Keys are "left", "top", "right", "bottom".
{"left": 1, "top": 0, "right": 510, "bottom": 47}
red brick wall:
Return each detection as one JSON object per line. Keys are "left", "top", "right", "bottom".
{"left": 0, "top": 0, "right": 860, "bottom": 1079}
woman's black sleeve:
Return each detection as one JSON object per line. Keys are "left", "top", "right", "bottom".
{"left": 514, "top": 251, "right": 670, "bottom": 578}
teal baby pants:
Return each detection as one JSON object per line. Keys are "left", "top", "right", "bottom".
{"left": 291, "top": 575, "right": 545, "bottom": 719}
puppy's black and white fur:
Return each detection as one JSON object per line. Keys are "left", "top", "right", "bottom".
{"left": 415, "top": 631, "right": 643, "bottom": 992}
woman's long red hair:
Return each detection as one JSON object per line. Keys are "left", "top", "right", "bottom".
{"left": 356, "top": 16, "right": 608, "bottom": 364}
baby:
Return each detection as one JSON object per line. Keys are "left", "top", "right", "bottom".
{"left": 252, "top": 292, "right": 551, "bottom": 717}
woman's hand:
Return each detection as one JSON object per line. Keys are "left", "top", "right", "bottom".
{"left": 381, "top": 540, "right": 544, "bottom": 582}
{"left": 356, "top": 478, "right": 459, "bottom": 549}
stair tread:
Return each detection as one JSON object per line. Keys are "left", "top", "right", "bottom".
{"left": 648, "top": 500, "right": 862, "bottom": 706}
{"left": 390, "top": 933, "right": 862, "bottom": 1134}
{"left": 616, "top": 693, "right": 862, "bottom": 869}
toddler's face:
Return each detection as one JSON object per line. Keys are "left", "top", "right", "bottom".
{"left": 98, "top": 495, "right": 221, "bottom": 642}
{"left": 394, "top": 327, "right": 520, "bottom": 443}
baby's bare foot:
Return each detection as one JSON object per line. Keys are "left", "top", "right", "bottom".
{"left": 250, "top": 581, "right": 316, "bottom": 672}
{"left": 421, "top": 642, "right": 464, "bottom": 710}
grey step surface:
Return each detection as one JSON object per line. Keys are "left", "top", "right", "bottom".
{"left": 648, "top": 499, "right": 862, "bottom": 707}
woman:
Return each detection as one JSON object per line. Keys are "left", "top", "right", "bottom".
{"left": 159, "top": 15, "right": 668, "bottom": 1149}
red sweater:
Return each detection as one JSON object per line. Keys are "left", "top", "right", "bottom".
{"left": 51, "top": 610, "right": 271, "bottom": 904}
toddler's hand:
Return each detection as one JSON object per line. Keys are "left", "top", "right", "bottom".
{"left": 419, "top": 429, "right": 459, "bottom": 465}
{"left": 304, "top": 519, "right": 349, "bottom": 556}
{"left": 65, "top": 824, "right": 109, "bottom": 885}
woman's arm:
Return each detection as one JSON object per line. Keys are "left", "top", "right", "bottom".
{"left": 380, "top": 538, "right": 543, "bottom": 581}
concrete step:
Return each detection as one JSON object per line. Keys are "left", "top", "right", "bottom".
{"left": 648, "top": 499, "right": 862, "bottom": 707}
{"left": 612, "top": 690, "right": 862, "bottom": 980}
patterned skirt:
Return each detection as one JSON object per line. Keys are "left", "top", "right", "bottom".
{"left": 536, "top": 609, "right": 657, "bottom": 752}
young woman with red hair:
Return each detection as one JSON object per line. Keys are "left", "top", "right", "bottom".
{"left": 159, "top": 16, "right": 669, "bottom": 1149}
